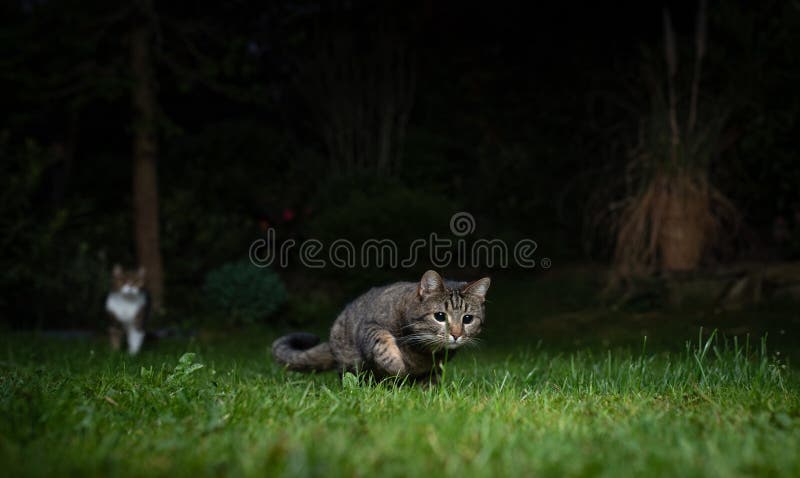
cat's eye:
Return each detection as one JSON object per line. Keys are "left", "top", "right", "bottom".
{"left": 433, "top": 312, "right": 447, "bottom": 322}
{"left": 462, "top": 314, "right": 474, "bottom": 324}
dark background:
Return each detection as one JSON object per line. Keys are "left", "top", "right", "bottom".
{"left": 1, "top": 0, "right": 798, "bottom": 346}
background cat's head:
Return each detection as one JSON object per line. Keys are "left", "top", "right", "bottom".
{"left": 111, "top": 264, "right": 146, "bottom": 296}
{"left": 403, "top": 270, "right": 490, "bottom": 350}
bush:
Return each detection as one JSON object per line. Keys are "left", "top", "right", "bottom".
{"left": 283, "top": 290, "right": 338, "bottom": 327}
{"left": 0, "top": 135, "right": 113, "bottom": 329}
{"left": 203, "top": 261, "right": 287, "bottom": 325}
{"left": 161, "top": 188, "right": 254, "bottom": 280}
{"left": 307, "top": 175, "right": 458, "bottom": 245}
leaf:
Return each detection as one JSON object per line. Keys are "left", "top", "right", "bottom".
{"left": 103, "top": 396, "right": 119, "bottom": 407}
{"left": 167, "top": 353, "right": 205, "bottom": 383}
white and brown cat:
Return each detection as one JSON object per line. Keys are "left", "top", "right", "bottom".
{"left": 105, "top": 264, "right": 150, "bottom": 355}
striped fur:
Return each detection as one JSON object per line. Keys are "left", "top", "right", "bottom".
{"left": 272, "top": 270, "right": 490, "bottom": 382}
{"left": 271, "top": 333, "right": 337, "bottom": 372}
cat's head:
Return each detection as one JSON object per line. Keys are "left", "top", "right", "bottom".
{"left": 111, "top": 264, "right": 146, "bottom": 296}
{"left": 404, "top": 270, "right": 491, "bottom": 350}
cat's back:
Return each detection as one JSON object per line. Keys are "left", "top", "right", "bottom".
{"left": 340, "top": 281, "right": 416, "bottom": 318}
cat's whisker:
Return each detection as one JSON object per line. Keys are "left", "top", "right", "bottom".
{"left": 399, "top": 333, "right": 442, "bottom": 347}
{"left": 461, "top": 337, "right": 482, "bottom": 349}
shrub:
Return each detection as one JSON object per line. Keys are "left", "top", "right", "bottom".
{"left": 0, "top": 135, "right": 113, "bottom": 329}
{"left": 307, "top": 175, "right": 458, "bottom": 245}
{"left": 587, "top": 5, "right": 739, "bottom": 282}
{"left": 203, "top": 261, "right": 287, "bottom": 325}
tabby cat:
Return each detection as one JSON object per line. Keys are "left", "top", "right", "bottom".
{"left": 105, "top": 264, "right": 150, "bottom": 355}
{"left": 272, "top": 270, "right": 490, "bottom": 382}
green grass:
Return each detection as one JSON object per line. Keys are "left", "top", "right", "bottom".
{"left": 1, "top": 331, "right": 799, "bottom": 478}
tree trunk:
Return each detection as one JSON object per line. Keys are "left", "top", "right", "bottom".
{"left": 131, "top": 15, "right": 164, "bottom": 312}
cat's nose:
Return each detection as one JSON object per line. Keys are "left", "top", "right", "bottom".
{"left": 450, "top": 333, "right": 460, "bottom": 341}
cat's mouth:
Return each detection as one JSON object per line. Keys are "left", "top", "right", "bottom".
{"left": 120, "top": 285, "right": 141, "bottom": 295}
{"left": 444, "top": 335, "right": 465, "bottom": 349}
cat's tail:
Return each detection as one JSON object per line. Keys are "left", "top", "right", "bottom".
{"left": 272, "top": 332, "right": 337, "bottom": 372}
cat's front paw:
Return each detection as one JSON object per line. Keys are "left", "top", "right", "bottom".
{"left": 381, "top": 359, "right": 407, "bottom": 377}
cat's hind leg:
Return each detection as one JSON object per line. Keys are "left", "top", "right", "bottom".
{"left": 109, "top": 325, "right": 123, "bottom": 351}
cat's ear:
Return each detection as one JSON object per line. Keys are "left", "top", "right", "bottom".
{"left": 137, "top": 266, "right": 147, "bottom": 279}
{"left": 462, "top": 277, "right": 491, "bottom": 302}
{"left": 418, "top": 270, "right": 445, "bottom": 299}
{"left": 112, "top": 264, "right": 123, "bottom": 278}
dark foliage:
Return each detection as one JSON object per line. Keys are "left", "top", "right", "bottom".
{"left": 204, "top": 261, "right": 287, "bottom": 325}
{"left": 0, "top": 0, "right": 798, "bottom": 328}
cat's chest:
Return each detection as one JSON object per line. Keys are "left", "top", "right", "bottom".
{"left": 400, "top": 346, "right": 454, "bottom": 374}
{"left": 105, "top": 292, "right": 146, "bottom": 325}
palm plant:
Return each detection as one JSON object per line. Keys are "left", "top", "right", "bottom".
{"left": 596, "top": 0, "right": 740, "bottom": 280}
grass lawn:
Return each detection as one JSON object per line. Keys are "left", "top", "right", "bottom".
{"left": 1, "top": 329, "right": 798, "bottom": 478}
